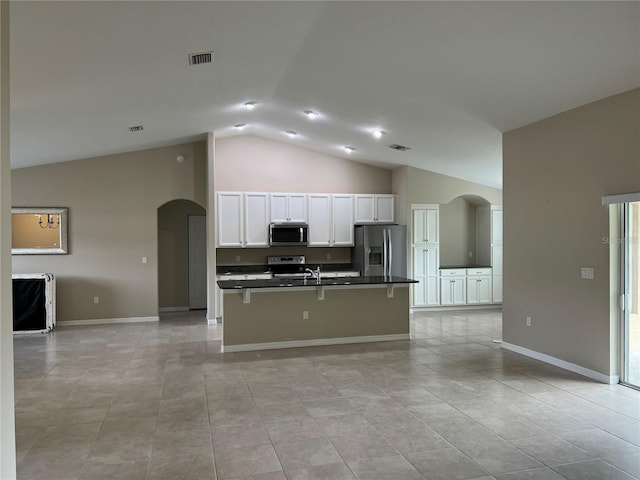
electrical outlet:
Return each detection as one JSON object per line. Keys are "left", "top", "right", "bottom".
{"left": 526, "top": 316, "right": 532, "bottom": 327}
{"left": 468, "top": 251, "right": 473, "bottom": 258}
{"left": 302, "top": 310, "right": 309, "bottom": 320}
{"left": 236, "top": 255, "right": 241, "bottom": 262}
{"left": 581, "top": 267, "right": 594, "bottom": 280}
{"left": 326, "top": 253, "right": 331, "bottom": 260}
{"left": 93, "top": 296, "right": 100, "bottom": 304}
{"left": 142, "top": 256, "right": 148, "bottom": 264}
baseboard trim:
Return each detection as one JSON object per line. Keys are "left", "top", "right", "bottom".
{"left": 222, "top": 333, "right": 410, "bottom": 353}
{"left": 58, "top": 316, "right": 160, "bottom": 327}
{"left": 159, "top": 306, "right": 189, "bottom": 313}
{"left": 501, "top": 341, "right": 619, "bottom": 385}
{"left": 412, "top": 305, "right": 502, "bottom": 312}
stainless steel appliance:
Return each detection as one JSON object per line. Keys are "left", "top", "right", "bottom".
{"left": 269, "top": 223, "right": 309, "bottom": 246}
{"left": 268, "top": 255, "right": 309, "bottom": 278}
{"left": 353, "top": 225, "right": 407, "bottom": 277}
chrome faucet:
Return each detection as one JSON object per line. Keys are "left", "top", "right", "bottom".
{"left": 304, "top": 267, "right": 322, "bottom": 281}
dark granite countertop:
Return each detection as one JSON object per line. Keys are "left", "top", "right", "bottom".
{"left": 217, "top": 275, "right": 417, "bottom": 290}
{"left": 439, "top": 265, "right": 491, "bottom": 269}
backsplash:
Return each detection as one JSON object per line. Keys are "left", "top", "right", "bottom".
{"left": 216, "top": 247, "right": 351, "bottom": 266}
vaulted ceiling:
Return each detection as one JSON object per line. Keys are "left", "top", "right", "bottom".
{"left": 10, "top": 1, "right": 640, "bottom": 188}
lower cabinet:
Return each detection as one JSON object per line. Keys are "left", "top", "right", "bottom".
{"left": 439, "top": 269, "right": 466, "bottom": 306}
{"left": 413, "top": 246, "right": 440, "bottom": 306}
{"left": 466, "top": 268, "right": 492, "bottom": 304}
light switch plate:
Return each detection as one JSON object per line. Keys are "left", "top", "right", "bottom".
{"left": 581, "top": 267, "right": 594, "bottom": 280}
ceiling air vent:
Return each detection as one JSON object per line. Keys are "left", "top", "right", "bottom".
{"left": 128, "top": 125, "right": 144, "bottom": 132}
{"left": 189, "top": 51, "right": 214, "bottom": 66}
{"left": 389, "top": 144, "right": 411, "bottom": 152}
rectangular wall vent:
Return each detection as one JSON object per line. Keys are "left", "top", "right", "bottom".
{"left": 389, "top": 144, "right": 411, "bottom": 151}
{"left": 189, "top": 51, "right": 214, "bottom": 65}
{"left": 128, "top": 125, "right": 144, "bottom": 132}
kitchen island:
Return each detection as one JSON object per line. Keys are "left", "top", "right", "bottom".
{"left": 217, "top": 276, "right": 417, "bottom": 352}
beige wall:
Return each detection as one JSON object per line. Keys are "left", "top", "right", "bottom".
{"left": 215, "top": 135, "right": 392, "bottom": 193}
{"left": 394, "top": 165, "right": 502, "bottom": 208}
{"left": 158, "top": 199, "right": 206, "bottom": 309}
{"left": 503, "top": 87, "right": 640, "bottom": 376}
{"left": 439, "top": 197, "right": 477, "bottom": 266}
{"left": 12, "top": 142, "right": 207, "bottom": 322}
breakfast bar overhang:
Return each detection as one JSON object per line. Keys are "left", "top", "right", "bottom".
{"left": 217, "top": 276, "right": 417, "bottom": 352}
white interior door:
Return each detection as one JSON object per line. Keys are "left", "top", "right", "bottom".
{"left": 188, "top": 215, "right": 207, "bottom": 310}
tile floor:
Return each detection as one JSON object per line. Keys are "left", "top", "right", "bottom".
{"left": 12, "top": 309, "right": 640, "bottom": 480}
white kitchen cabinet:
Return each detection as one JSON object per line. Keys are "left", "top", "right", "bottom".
{"left": 477, "top": 205, "right": 503, "bottom": 304}
{"left": 307, "top": 194, "right": 332, "bottom": 246}
{"left": 270, "top": 193, "right": 307, "bottom": 223}
{"left": 217, "top": 192, "right": 243, "bottom": 247}
{"left": 413, "top": 246, "right": 440, "bottom": 306}
{"left": 412, "top": 205, "right": 439, "bottom": 245}
{"left": 244, "top": 193, "right": 270, "bottom": 247}
{"left": 354, "top": 194, "right": 395, "bottom": 224}
{"left": 331, "top": 194, "right": 354, "bottom": 246}
{"left": 308, "top": 194, "right": 355, "bottom": 247}
{"left": 492, "top": 245, "right": 503, "bottom": 303}
{"left": 440, "top": 269, "right": 466, "bottom": 306}
{"left": 466, "top": 268, "right": 492, "bottom": 304}
{"left": 217, "top": 192, "right": 269, "bottom": 248}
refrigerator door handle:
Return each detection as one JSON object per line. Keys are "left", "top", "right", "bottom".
{"left": 388, "top": 229, "right": 393, "bottom": 277}
{"left": 382, "top": 229, "right": 387, "bottom": 276}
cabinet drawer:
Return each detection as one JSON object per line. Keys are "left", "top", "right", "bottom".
{"left": 466, "top": 268, "right": 492, "bottom": 276}
{"left": 439, "top": 269, "right": 466, "bottom": 277}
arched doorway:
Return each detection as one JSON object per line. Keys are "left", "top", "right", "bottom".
{"left": 158, "top": 199, "right": 206, "bottom": 312}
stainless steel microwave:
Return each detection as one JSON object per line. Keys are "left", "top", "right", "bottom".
{"left": 269, "top": 223, "right": 309, "bottom": 246}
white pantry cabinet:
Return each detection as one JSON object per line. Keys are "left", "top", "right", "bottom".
{"left": 413, "top": 206, "right": 439, "bottom": 245}
{"left": 411, "top": 204, "right": 439, "bottom": 308}
{"left": 307, "top": 194, "right": 354, "bottom": 247}
{"left": 217, "top": 192, "right": 270, "bottom": 248}
{"left": 413, "top": 246, "right": 440, "bottom": 306}
{"left": 477, "top": 205, "right": 503, "bottom": 304}
{"left": 270, "top": 193, "right": 307, "bottom": 223}
{"left": 354, "top": 194, "right": 395, "bottom": 224}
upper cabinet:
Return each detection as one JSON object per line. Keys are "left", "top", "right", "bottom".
{"left": 217, "top": 192, "right": 270, "bottom": 248}
{"left": 332, "top": 194, "right": 355, "bottom": 246}
{"left": 307, "top": 194, "right": 354, "bottom": 247}
{"left": 354, "top": 194, "right": 395, "bottom": 224}
{"left": 270, "top": 193, "right": 307, "bottom": 223}
{"left": 412, "top": 205, "right": 439, "bottom": 245}
{"left": 217, "top": 192, "right": 244, "bottom": 247}
{"left": 244, "top": 193, "right": 270, "bottom": 247}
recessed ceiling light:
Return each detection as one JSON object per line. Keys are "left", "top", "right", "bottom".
{"left": 285, "top": 131, "right": 298, "bottom": 138}
{"left": 234, "top": 123, "right": 247, "bottom": 130}
{"left": 243, "top": 101, "right": 257, "bottom": 111}
{"left": 344, "top": 146, "right": 355, "bottom": 154}
{"left": 372, "top": 130, "right": 386, "bottom": 139}
{"left": 304, "top": 110, "right": 319, "bottom": 120}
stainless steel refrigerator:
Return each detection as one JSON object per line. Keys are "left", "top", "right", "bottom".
{"left": 353, "top": 225, "right": 407, "bottom": 277}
